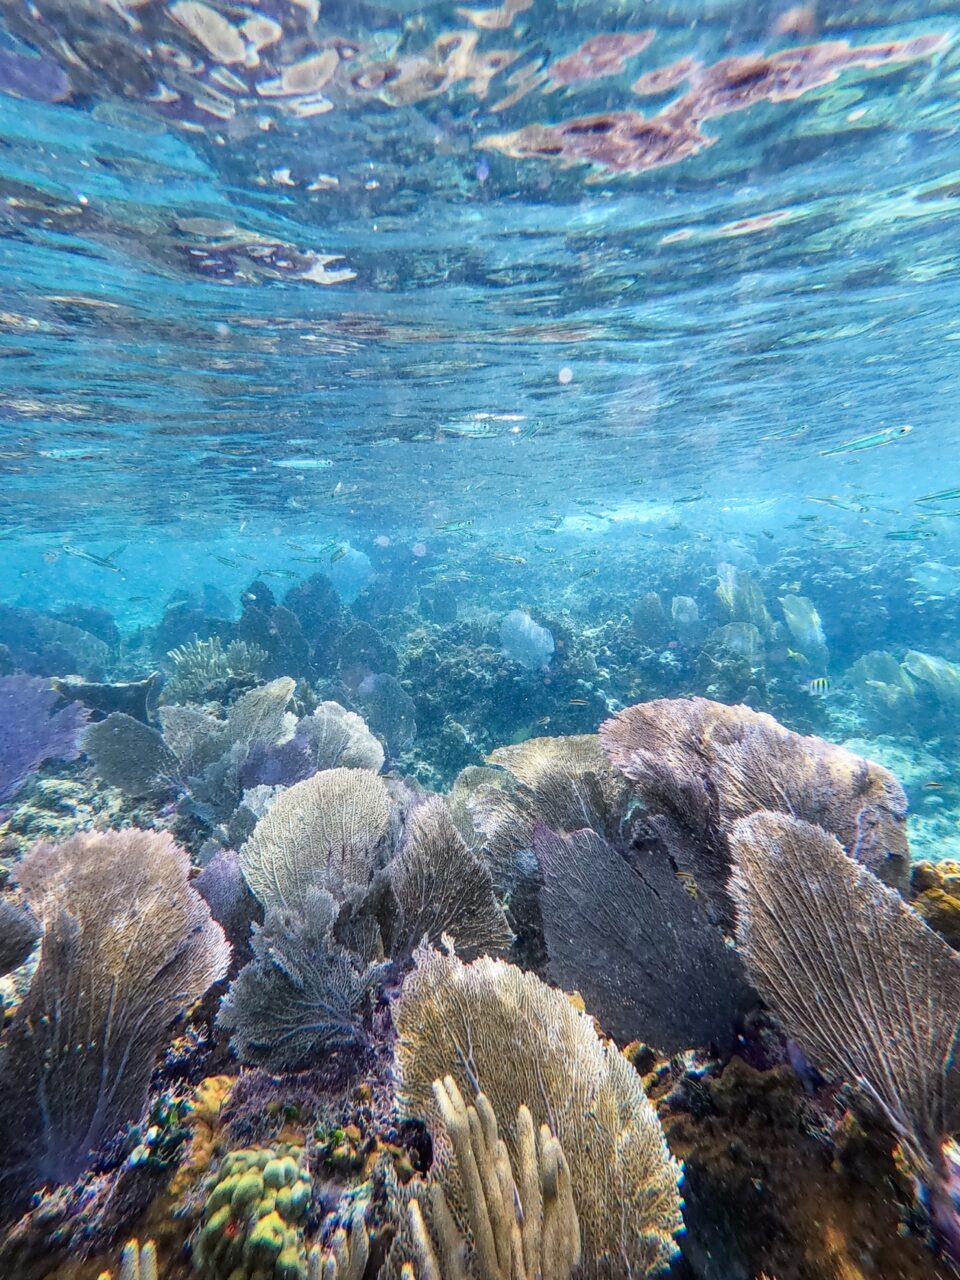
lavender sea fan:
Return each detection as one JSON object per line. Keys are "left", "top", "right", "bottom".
{"left": 0, "top": 674, "right": 88, "bottom": 804}
{"left": 0, "top": 829, "right": 230, "bottom": 1211}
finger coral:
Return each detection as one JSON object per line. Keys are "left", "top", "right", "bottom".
{"left": 600, "top": 697, "right": 910, "bottom": 896}
{"left": 0, "top": 673, "right": 88, "bottom": 805}
{"left": 388, "top": 794, "right": 512, "bottom": 960}
{"left": 393, "top": 946, "right": 683, "bottom": 1279}
{"left": 217, "top": 888, "right": 384, "bottom": 1071}
{"left": 728, "top": 810, "right": 960, "bottom": 1194}
{"left": 307, "top": 1213, "right": 369, "bottom": 1280}
{"left": 396, "top": 1075, "right": 580, "bottom": 1280}
{"left": 0, "top": 828, "right": 230, "bottom": 1209}
{"left": 239, "top": 766, "right": 392, "bottom": 915}
{"left": 96, "top": 1238, "right": 158, "bottom": 1280}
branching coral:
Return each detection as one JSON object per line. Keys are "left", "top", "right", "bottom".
{"left": 0, "top": 674, "right": 88, "bottom": 804}
{"left": 600, "top": 697, "right": 910, "bottom": 896}
{"left": 393, "top": 946, "right": 683, "bottom": 1279}
{"left": 217, "top": 888, "right": 384, "bottom": 1071}
{"left": 729, "top": 810, "right": 960, "bottom": 1197}
{"left": 239, "top": 766, "right": 393, "bottom": 915}
{"left": 389, "top": 795, "right": 512, "bottom": 960}
{"left": 0, "top": 829, "right": 229, "bottom": 1207}
{"left": 397, "top": 1076, "right": 580, "bottom": 1280}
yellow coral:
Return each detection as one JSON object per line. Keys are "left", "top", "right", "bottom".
{"left": 193, "top": 1143, "right": 312, "bottom": 1279}
{"left": 169, "top": 1075, "right": 235, "bottom": 1202}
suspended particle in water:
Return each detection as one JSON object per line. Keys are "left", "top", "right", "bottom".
{"left": 558, "top": 366, "right": 574, "bottom": 385}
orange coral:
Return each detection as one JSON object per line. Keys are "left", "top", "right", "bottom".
{"left": 911, "top": 861, "right": 960, "bottom": 949}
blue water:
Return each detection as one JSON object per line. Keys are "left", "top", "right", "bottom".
{"left": 2, "top": 1, "right": 960, "bottom": 1276}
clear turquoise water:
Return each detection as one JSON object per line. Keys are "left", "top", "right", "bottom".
{"left": 1, "top": 1, "right": 958, "bottom": 567}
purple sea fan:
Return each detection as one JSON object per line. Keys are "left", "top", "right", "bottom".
{"left": 0, "top": 674, "right": 89, "bottom": 804}
{"left": 0, "top": 828, "right": 230, "bottom": 1213}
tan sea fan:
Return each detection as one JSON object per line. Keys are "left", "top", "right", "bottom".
{"left": 600, "top": 697, "right": 910, "bottom": 894}
{"left": 239, "top": 766, "right": 392, "bottom": 913}
{"left": 389, "top": 795, "right": 512, "bottom": 960}
{"left": 728, "top": 810, "right": 960, "bottom": 1184}
{"left": 393, "top": 946, "right": 683, "bottom": 1279}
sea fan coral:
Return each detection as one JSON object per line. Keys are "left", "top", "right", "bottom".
{"left": 83, "top": 712, "right": 178, "bottom": 797}
{"left": 472, "top": 733, "right": 635, "bottom": 891}
{"left": 388, "top": 794, "right": 512, "bottom": 960}
{"left": 0, "top": 829, "right": 229, "bottom": 1206}
{"left": 238, "top": 766, "right": 392, "bottom": 914}
{"left": 0, "top": 674, "right": 88, "bottom": 804}
{"left": 217, "top": 887, "right": 383, "bottom": 1071}
{"left": 393, "top": 946, "right": 683, "bottom": 1279}
{"left": 0, "top": 898, "right": 40, "bottom": 976}
{"left": 729, "top": 810, "right": 960, "bottom": 1193}
{"left": 600, "top": 697, "right": 910, "bottom": 895}
{"left": 533, "top": 823, "right": 749, "bottom": 1050}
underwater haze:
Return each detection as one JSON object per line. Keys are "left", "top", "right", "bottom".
{"left": 2, "top": 0, "right": 960, "bottom": 1278}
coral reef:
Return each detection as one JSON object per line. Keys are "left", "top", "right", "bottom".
{"left": 0, "top": 828, "right": 229, "bottom": 1214}
{"left": 193, "top": 1142, "right": 312, "bottom": 1278}
{"left": 600, "top": 697, "right": 911, "bottom": 895}
{"left": 534, "top": 822, "right": 751, "bottom": 1051}
{"left": 238, "top": 767, "right": 392, "bottom": 915}
{"left": 395, "top": 1076, "right": 580, "bottom": 1280}
{"left": 911, "top": 861, "right": 960, "bottom": 949}
{"left": 0, "top": 896, "right": 39, "bottom": 976}
{"left": 96, "top": 1238, "right": 158, "bottom": 1280}
{"left": 218, "top": 888, "right": 384, "bottom": 1071}
{"left": 387, "top": 794, "right": 512, "bottom": 961}
{"left": 164, "top": 636, "right": 267, "bottom": 704}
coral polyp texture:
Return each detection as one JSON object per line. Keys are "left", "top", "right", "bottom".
{"left": 396, "top": 1075, "right": 581, "bottom": 1280}
{"left": 193, "top": 1142, "right": 312, "bottom": 1278}
{"left": 239, "top": 766, "right": 393, "bottom": 915}
{"left": 393, "top": 945, "right": 684, "bottom": 1279}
